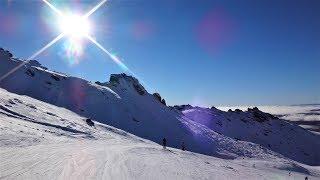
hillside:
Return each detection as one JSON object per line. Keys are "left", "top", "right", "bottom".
{"left": 0, "top": 48, "right": 319, "bottom": 166}
{"left": 1, "top": 88, "right": 320, "bottom": 179}
{"left": 178, "top": 105, "right": 320, "bottom": 165}
{"left": 218, "top": 105, "right": 320, "bottom": 134}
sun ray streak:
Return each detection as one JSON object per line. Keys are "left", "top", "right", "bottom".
{"left": 2, "top": 0, "right": 150, "bottom": 90}
{"left": 86, "top": 35, "right": 130, "bottom": 71}
{"left": 28, "top": 33, "right": 65, "bottom": 60}
{"left": 0, "top": 33, "right": 65, "bottom": 82}
{"left": 83, "top": 0, "right": 107, "bottom": 18}
{"left": 86, "top": 35, "right": 150, "bottom": 90}
{"left": 42, "top": 0, "right": 64, "bottom": 16}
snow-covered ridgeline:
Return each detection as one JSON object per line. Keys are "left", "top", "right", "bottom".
{"left": 0, "top": 48, "right": 319, "bottom": 166}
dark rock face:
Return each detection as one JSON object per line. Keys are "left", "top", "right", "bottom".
{"left": 210, "top": 106, "right": 218, "bottom": 110}
{"left": 27, "top": 60, "right": 48, "bottom": 70}
{"left": 161, "top": 99, "right": 166, "bottom": 106}
{"left": 3, "top": 50, "right": 13, "bottom": 58}
{"left": 0, "top": 48, "right": 13, "bottom": 60}
{"left": 109, "top": 74, "right": 121, "bottom": 84}
{"left": 248, "top": 107, "right": 259, "bottom": 112}
{"left": 29, "top": 60, "right": 42, "bottom": 67}
{"left": 95, "top": 81, "right": 103, "bottom": 86}
{"left": 153, "top": 93, "right": 166, "bottom": 106}
{"left": 86, "top": 118, "right": 95, "bottom": 127}
{"left": 153, "top": 93, "right": 162, "bottom": 102}
{"left": 25, "top": 69, "right": 35, "bottom": 77}
{"left": 109, "top": 73, "right": 147, "bottom": 95}
{"left": 235, "top": 109, "right": 243, "bottom": 113}
{"left": 51, "top": 74, "right": 60, "bottom": 81}
{"left": 133, "top": 83, "right": 146, "bottom": 95}
{"left": 248, "top": 107, "right": 277, "bottom": 122}
{"left": 173, "top": 104, "right": 193, "bottom": 111}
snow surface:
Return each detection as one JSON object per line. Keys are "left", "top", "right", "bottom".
{"left": 1, "top": 88, "right": 319, "bottom": 180}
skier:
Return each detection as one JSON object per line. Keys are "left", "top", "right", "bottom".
{"left": 305, "top": 177, "right": 308, "bottom": 180}
{"left": 181, "top": 141, "right": 186, "bottom": 151}
{"left": 162, "top": 138, "right": 167, "bottom": 149}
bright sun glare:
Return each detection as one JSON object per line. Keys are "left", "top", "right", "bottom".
{"left": 59, "top": 14, "right": 91, "bottom": 38}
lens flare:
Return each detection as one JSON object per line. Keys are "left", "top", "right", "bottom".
{"left": 57, "top": 14, "right": 91, "bottom": 62}
{"left": 43, "top": 0, "right": 63, "bottom": 17}
{"left": 84, "top": 0, "right": 107, "bottom": 18}
{"left": 62, "top": 38, "right": 85, "bottom": 65}
{"left": 0, "top": 0, "right": 147, "bottom": 92}
{"left": 86, "top": 35, "right": 129, "bottom": 72}
{"left": 58, "top": 14, "right": 91, "bottom": 38}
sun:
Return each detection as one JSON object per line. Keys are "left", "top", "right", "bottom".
{"left": 58, "top": 14, "right": 91, "bottom": 38}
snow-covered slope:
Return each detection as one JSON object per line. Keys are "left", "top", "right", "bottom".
{"left": 1, "top": 88, "right": 319, "bottom": 179}
{"left": 218, "top": 104, "right": 320, "bottom": 134}
{"left": 0, "top": 48, "right": 194, "bottom": 151}
{"left": 178, "top": 105, "right": 320, "bottom": 165}
{"left": 0, "top": 48, "right": 319, "bottom": 166}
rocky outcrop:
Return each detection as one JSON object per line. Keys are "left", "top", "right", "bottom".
{"left": 173, "top": 104, "right": 193, "bottom": 111}
{"left": 153, "top": 92, "right": 166, "bottom": 106}
{"left": 0, "top": 48, "right": 13, "bottom": 60}
{"left": 109, "top": 73, "right": 147, "bottom": 95}
{"left": 25, "top": 69, "right": 35, "bottom": 77}
{"left": 248, "top": 107, "right": 278, "bottom": 122}
{"left": 153, "top": 93, "right": 161, "bottom": 102}
{"left": 85, "top": 118, "right": 95, "bottom": 127}
{"left": 210, "top": 106, "right": 219, "bottom": 111}
{"left": 161, "top": 99, "right": 166, "bottom": 106}
{"left": 95, "top": 81, "right": 103, "bottom": 86}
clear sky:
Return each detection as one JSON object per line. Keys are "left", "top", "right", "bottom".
{"left": 0, "top": 0, "right": 319, "bottom": 106}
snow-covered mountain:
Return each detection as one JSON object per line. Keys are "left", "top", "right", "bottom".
{"left": 2, "top": 88, "right": 319, "bottom": 179}
{"left": 218, "top": 104, "right": 320, "bottom": 134}
{"left": 177, "top": 105, "right": 320, "bottom": 165}
{"left": 0, "top": 48, "right": 319, "bottom": 168}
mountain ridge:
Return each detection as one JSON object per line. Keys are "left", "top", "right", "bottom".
{"left": 1, "top": 47, "right": 319, "bottom": 165}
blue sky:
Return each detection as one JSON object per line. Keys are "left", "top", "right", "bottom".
{"left": 0, "top": 0, "right": 319, "bottom": 106}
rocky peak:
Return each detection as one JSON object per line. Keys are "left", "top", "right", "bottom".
{"left": 109, "top": 73, "right": 147, "bottom": 95}
{"left": 152, "top": 92, "right": 166, "bottom": 106}
{"left": 210, "top": 106, "right": 219, "bottom": 111}
{"left": 173, "top": 104, "right": 193, "bottom": 111}
{"left": 248, "top": 107, "right": 278, "bottom": 122}
{"left": 0, "top": 48, "right": 13, "bottom": 60}
{"left": 0, "top": 48, "right": 46, "bottom": 70}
